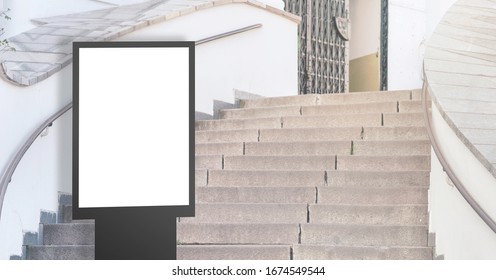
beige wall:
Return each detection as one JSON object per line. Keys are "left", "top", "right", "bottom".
{"left": 349, "top": 53, "right": 379, "bottom": 92}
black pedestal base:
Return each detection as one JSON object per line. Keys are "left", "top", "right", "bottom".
{"left": 94, "top": 214, "right": 176, "bottom": 260}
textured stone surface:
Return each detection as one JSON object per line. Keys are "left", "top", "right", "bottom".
{"left": 27, "top": 89, "right": 435, "bottom": 260}
{"left": 42, "top": 224, "right": 94, "bottom": 245}
{"left": 26, "top": 245, "right": 94, "bottom": 260}
{"left": 383, "top": 113, "right": 425, "bottom": 127}
{"left": 363, "top": 127, "right": 428, "bottom": 141}
{"left": 177, "top": 223, "right": 300, "bottom": 244}
{"left": 282, "top": 114, "right": 381, "bottom": 128}
{"left": 241, "top": 95, "right": 318, "bottom": 108}
{"left": 224, "top": 155, "right": 335, "bottom": 170}
{"left": 352, "top": 140, "right": 430, "bottom": 156}
{"left": 195, "top": 143, "right": 244, "bottom": 156}
{"left": 300, "top": 224, "right": 428, "bottom": 246}
{"left": 195, "top": 155, "right": 223, "bottom": 169}
{"left": 293, "top": 245, "right": 432, "bottom": 260}
{"left": 317, "top": 90, "right": 412, "bottom": 104}
{"left": 178, "top": 245, "right": 291, "bottom": 260}
{"left": 302, "top": 102, "right": 397, "bottom": 115}
{"left": 309, "top": 205, "right": 428, "bottom": 225}
{"left": 220, "top": 106, "right": 301, "bottom": 119}
{"left": 208, "top": 170, "right": 326, "bottom": 187}
{"left": 259, "top": 127, "right": 362, "bottom": 142}
{"left": 318, "top": 187, "right": 428, "bottom": 205}
{"left": 327, "top": 171, "right": 430, "bottom": 187}
{"left": 195, "top": 117, "right": 281, "bottom": 131}
{"left": 196, "top": 129, "right": 259, "bottom": 143}
{"left": 337, "top": 155, "right": 431, "bottom": 171}
{"left": 245, "top": 141, "right": 351, "bottom": 156}
{"left": 195, "top": 169, "right": 208, "bottom": 187}
{"left": 399, "top": 101, "right": 423, "bottom": 113}
{"left": 196, "top": 187, "right": 316, "bottom": 203}
{"left": 180, "top": 203, "right": 308, "bottom": 223}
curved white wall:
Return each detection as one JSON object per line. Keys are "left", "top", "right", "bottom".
{"left": 429, "top": 104, "right": 496, "bottom": 259}
{"left": 119, "top": 3, "right": 298, "bottom": 115}
{"left": 0, "top": 66, "right": 73, "bottom": 259}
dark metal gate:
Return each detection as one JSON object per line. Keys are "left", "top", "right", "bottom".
{"left": 284, "top": 0, "right": 349, "bottom": 95}
{"left": 380, "top": 0, "right": 388, "bottom": 91}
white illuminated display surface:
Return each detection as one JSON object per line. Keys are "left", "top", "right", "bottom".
{"left": 78, "top": 47, "right": 189, "bottom": 208}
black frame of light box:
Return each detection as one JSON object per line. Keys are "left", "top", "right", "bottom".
{"left": 72, "top": 41, "right": 195, "bottom": 220}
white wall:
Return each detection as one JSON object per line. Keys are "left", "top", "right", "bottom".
{"left": 388, "top": 0, "right": 426, "bottom": 90}
{"left": 120, "top": 3, "right": 298, "bottom": 115}
{"left": 425, "top": 0, "right": 458, "bottom": 40}
{"left": 429, "top": 104, "right": 496, "bottom": 259}
{"left": 349, "top": 0, "right": 380, "bottom": 60}
{"left": 388, "top": 0, "right": 456, "bottom": 90}
{"left": 0, "top": 66, "right": 73, "bottom": 259}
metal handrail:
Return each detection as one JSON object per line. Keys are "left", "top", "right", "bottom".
{"left": 0, "top": 102, "right": 73, "bottom": 219}
{"left": 422, "top": 80, "right": 496, "bottom": 233}
{"left": 195, "top": 24, "right": 262, "bottom": 45}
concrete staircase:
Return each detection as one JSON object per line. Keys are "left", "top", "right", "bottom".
{"left": 25, "top": 90, "right": 433, "bottom": 260}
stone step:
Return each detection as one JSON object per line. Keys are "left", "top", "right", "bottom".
{"left": 177, "top": 223, "right": 300, "bottom": 245}
{"left": 327, "top": 171, "right": 430, "bottom": 188}
{"left": 220, "top": 106, "right": 301, "bottom": 119}
{"left": 363, "top": 127, "right": 428, "bottom": 141}
{"left": 196, "top": 170, "right": 207, "bottom": 187}
{"left": 195, "top": 143, "right": 244, "bottom": 156}
{"left": 180, "top": 203, "right": 308, "bottom": 224}
{"left": 42, "top": 223, "right": 94, "bottom": 245}
{"left": 220, "top": 101, "right": 409, "bottom": 120}
{"left": 26, "top": 245, "right": 293, "bottom": 260}
{"left": 25, "top": 245, "right": 94, "bottom": 260}
{"left": 282, "top": 114, "right": 381, "bottom": 128}
{"left": 240, "top": 91, "right": 412, "bottom": 108}
{"left": 399, "top": 101, "right": 423, "bottom": 113}
{"left": 383, "top": 113, "right": 424, "bottom": 126}
{"left": 196, "top": 129, "right": 259, "bottom": 143}
{"left": 317, "top": 187, "right": 428, "bottom": 205}
{"left": 352, "top": 140, "right": 430, "bottom": 156}
{"left": 224, "top": 155, "right": 335, "bottom": 170}
{"left": 245, "top": 141, "right": 351, "bottom": 156}
{"left": 195, "top": 155, "right": 223, "bottom": 169}
{"left": 293, "top": 245, "right": 432, "bottom": 260}
{"left": 309, "top": 205, "right": 428, "bottom": 226}
{"left": 412, "top": 89, "right": 422, "bottom": 101}
{"left": 240, "top": 94, "right": 319, "bottom": 108}
{"left": 207, "top": 170, "right": 326, "bottom": 187}
{"left": 196, "top": 187, "right": 316, "bottom": 204}
{"left": 336, "top": 155, "right": 431, "bottom": 171}
{"left": 317, "top": 91, "right": 413, "bottom": 105}
{"left": 177, "top": 245, "right": 291, "bottom": 260}
{"left": 301, "top": 102, "right": 398, "bottom": 116}
{"left": 259, "top": 127, "right": 362, "bottom": 142}
{"left": 195, "top": 117, "right": 281, "bottom": 131}
{"left": 300, "top": 224, "right": 428, "bottom": 247}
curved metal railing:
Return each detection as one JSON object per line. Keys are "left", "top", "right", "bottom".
{"left": 422, "top": 79, "right": 496, "bottom": 234}
{"left": 195, "top": 24, "right": 262, "bottom": 45}
{"left": 0, "top": 102, "right": 73, "bottom": 218}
